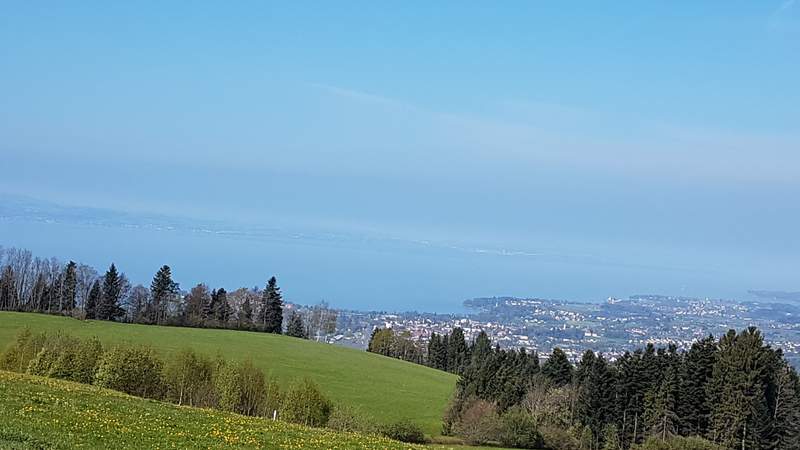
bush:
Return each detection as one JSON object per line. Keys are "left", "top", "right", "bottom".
{"left": 281, "top": 378, "right": 333, "bottom": 427}
{"left": 36, "top": 334, "right": 103, "bottom": 384}
{"left": 26, "top": 333, "right": 75, "bottom": 377}
{"left": 441, "top": 394, "right": 460, "bottom": 436}
{"left": 163, "top": 349, "right": 216, "bottom": 407}
{"left": 381, "top": 419, "right": 427, "bottom": 444}
{"left": 601, "top": 424, "right": 621, "bottom": 450}
{"left": 497, "top": 406, "right": 544, "bottom": 449}
{"left": 452, "top": 398, "right": 500, "bottom": 445}
{"left": 23, "top": 333, "right": 103, "bottom": 384}
{"left": 0, "top": 329, "right": 46, "bottom": 373}
{"left": 94, "top": 345, "right": 164, "bottom": 399}
{"left": 633, "top": 436, "right": 723, "bottom": 450}
{"left": 326, "top": 404, "right": 379, "bottom": 435}
{"left": 540, "top": 426, "right": 580, "bottom": 450}
{"left": 264, "top": 378, "right": 284, "bottom": 418}
{"left": 215, "top": 359, "right": 266, "bottom": 416}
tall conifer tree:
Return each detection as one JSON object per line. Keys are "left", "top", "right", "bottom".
{"left": 61, "top": 261, "right": 77, "bottom": 312}
{"left": 259, "top": 277, "right": 283, "bottom": 333}
{"left": 149, "top": 265, "right": 178, "bottom": 324}
{"left": 679, "top": 335, "right": 717, "bottom": 435}
{"left": 98, "top": 263, "right": 125, "bottom": 321}
{"left": 214, "top": 288, "right": 230, "bottom": 324}
{"left": 286, "top": 311, "right": 307, "bottom": 338}
{"left": 85, "top": 279, "right": 100, "bottom": 319}
{"left": 542, "top": 347, "right": 574, "bottom": 387}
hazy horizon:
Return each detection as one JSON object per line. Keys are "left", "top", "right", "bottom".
{"left": 2, "top": 2, "right": 798, "bottom": 310}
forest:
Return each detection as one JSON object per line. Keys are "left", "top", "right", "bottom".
{"left": 369, "top": 326, "right": 800, "bottom": 449}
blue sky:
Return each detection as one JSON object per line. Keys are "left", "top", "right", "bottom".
{"left": 1, "top": 2, "right": 798, "bottom": 308}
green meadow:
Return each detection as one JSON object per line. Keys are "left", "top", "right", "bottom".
{"left": 0, "top": 370, "right": 422, "bottom": 449}
{"left": 0, "top": 312, "right": 457, "bottom": 436}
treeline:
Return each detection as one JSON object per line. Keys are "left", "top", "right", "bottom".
{"left": 367, "top": 326, "right": 496, "bottom": 376}
{"left": 0, "top": 247, "right": 337, "bottom": 339}
{"left": 0, "top": 329, "right": 427, "bottom": 444}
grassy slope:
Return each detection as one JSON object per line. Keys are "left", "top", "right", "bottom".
{"left": 0, "top": 312, "right": 457, "bottom": 436}
{"left": 0, "top": 370, "right": 421, "bottom": 449}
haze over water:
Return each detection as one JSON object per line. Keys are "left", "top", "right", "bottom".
{"left": 2, "top": 2, "right": 798, "bottom": 310}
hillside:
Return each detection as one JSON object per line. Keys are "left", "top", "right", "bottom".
{"left": 0, "top": 369, "right": 421, "bottom": 449}
{"left": 0, "top": 312, "right": 457, "bottom": 436}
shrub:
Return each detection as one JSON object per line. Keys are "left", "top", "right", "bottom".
{"left": 163, "top": 349, "right": 215, "bottom": 407}
{"left": 441, "top": 394, "right": 460, "bottom": 436}
{"left": 601, "top": 424, "right": 621, "bottom": 450}
{"left": 215, "top": 359, "right": 266, "bottom": 416}
{"left": 264, "top": 378, "right": 284, "bottom": 418}
{"left": 497, "top": 406, "right": 544, "bottom": 449}
{"left": 0, "top": 329, "right": 46, "bottom": 373}
{"left": 579, "top": 425, "right": 594, "bottom": 450}
{"left": 57, "top": 336, "right": 103, "bottom": 384}
{"left": 523, "top": 377, "right": 576, "bottom": 429}
{"left": 540, "top": 426, "right": 580, "bottom": 450}
{"left": 33, "top": 334, "right": 103, "bottom": 384}
{"left": 26, "top": 333, "right": 74, "bottom": 377}
{"left": 381, "top": 419, "right": 427, "bottom": 444}
{"left": 73, "top": 337, "right": 104, "bottom": 384}
{"left": 281, "top": 378, "right": 333, "bottom": 427}
{"left": 94, "top": 345, "right": 164, "bottom": 399}
{"left": 633, "top": 436, "right": 723, "bottom": 450}
{"left": 326, "top": 404, "right": 379, "bottom": 435}
{"left": 452, "top": 398, "right": 500, "bottom": 445}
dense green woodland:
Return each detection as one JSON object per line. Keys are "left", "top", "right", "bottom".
{"left": 369, "top": 326, "right": 800, "bottom": 450}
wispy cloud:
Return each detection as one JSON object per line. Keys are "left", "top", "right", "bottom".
{"left": 769, "top": 0, "right": 799, "bottom": 33}
{"left": 308, "top": 83, "right": 408, "bottom": 109}
{"left": 308, "top": 82, "right": 800, "bottom": 187}
{"left": 778, "top": 0, "right": 796, "bottom": 12}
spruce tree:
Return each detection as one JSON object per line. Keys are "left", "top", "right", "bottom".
{"left": 427, "top": 333, "right": 449, "bottom": 371}
{"left": 204, "top": 289, "right": 218, "bottom": 324}
{"left": 470, "top": 331, "right": 492, "bottom": 365}
{"left": 367, "top": 327, "right": 380, "bottom": 353}
{"left": 214, "top": 288, "right": 230, "bottom": 324}
{"left": 542, "top": 347, "right": 574, "bottom": 387}
{"left": 150, "top": 265, "right": 178, "bottom": 324}
{"left": 575, "top": 351, "right": 616, "bottom": 441}
{"left": 98, "top": 263, "right": 125, "bottom": 321}
{"left": 644, "top": 363, "right": 680, "bottom": 441}
{"left": 286, "top": 311, "right": 307, "bottom": 338}
{"left": 679, "top": 335, "right": 717, "bottom": 435}
{"left": 617, "top": 349, "right": 647, "bottom": 447}
{"left": 85, "top": 280, "right": 100, "bottom": 319}
{"left": 427, "top": 333, "right": 440, "bottom": 368}
{"left": 707, "top": 328, "right": 773, "bottom": 449}
{"left": 772, "top": 361, "right": 800, "bottom": 449}
{"left": 447, "top": 327, "right": 468, "bottom": 374}
{"left": 441, "top": 334, "right": 450, "bottom": 367}
{"left": 258, "top": 277, "right": 283, "bottom": 333}
{"left": 575, "top": 349, "right": 598, "bottom": 431}
{"left": 61, "top": 261, "right": 77, "bottom": 312}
